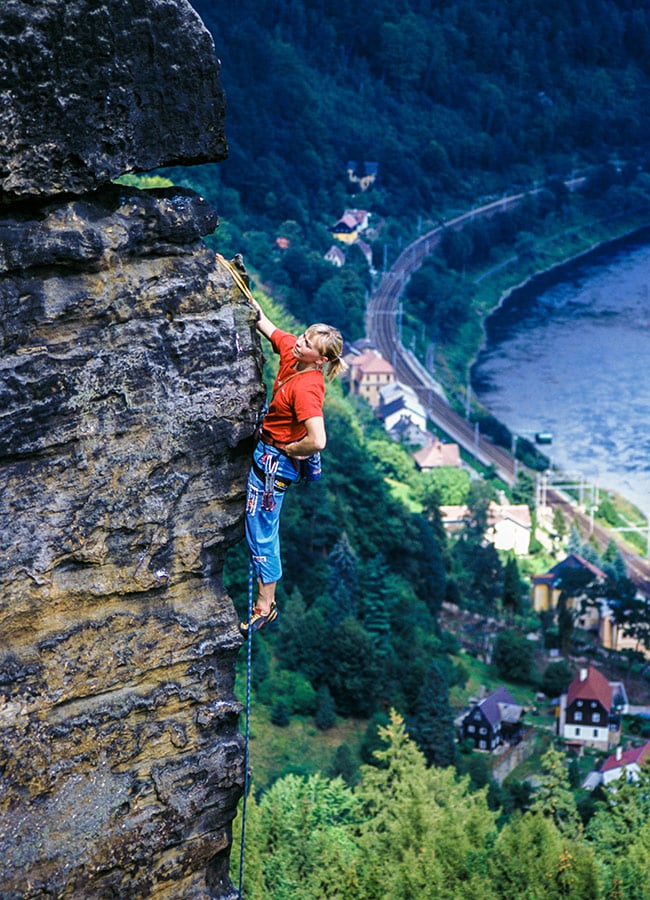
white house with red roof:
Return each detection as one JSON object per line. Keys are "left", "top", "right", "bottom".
{"left": 600, "top": 739, "right": 650, "bottom": 787}
{"left": 324, "top": 245, "right": 346, "bottom": 267}
{"left": 558, "top": 665, "right": 623, "bottom": 750}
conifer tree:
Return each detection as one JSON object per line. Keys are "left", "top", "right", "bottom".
{"left": 358, "top": 553, "right": 392, "bottom": 654}
{"left": 408, "top": 659, "right": 456, "bottom": 768}
{"left": 327, "top": 531, "right": 358, "bottom": 624}
{"left": 530, "top": 747, "right": 582, "bottom": 837}
{"left": 356, "top": 710, "right": 498, "bottom": 900}
{"left": 502, "top": 554, "right": 524, "bottom": 617}
{"left": 491, "top": 813, "right": 600, "bottom": 899}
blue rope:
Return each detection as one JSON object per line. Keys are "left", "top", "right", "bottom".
{"left": 238, "top": 561, "right": 254, "bottom": 899}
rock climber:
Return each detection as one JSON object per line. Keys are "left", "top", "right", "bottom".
{"left": 240, "top": 288, "right": 344, "bottom": 635}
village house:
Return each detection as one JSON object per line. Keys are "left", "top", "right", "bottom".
{"left": 343, "top": 347, "right": 395, "bottom": 407}
{"left": 558, "top": 665, "right": 625, "bottom": 750}
{"left": 532, "top": 554, "right": 650, "bottom": 656}
{"left": 532, "top": 553, "right": 606, "bottom": 630}
{"left": 324, "top": 245, "right": 346, "bottom": 267}
{"left": 346, "top": 160, "right": 378, "bottom": 191}
{"left": 413, "top": 436, "right": 461, "bottom": 470}
{"left": 329, "top": 208, "right": 371, "bottom": 244}
{"left": 325, "top": 237, "right": 373, "bottom": 271}
{"left": 458, "top": 686, "right": 525, "bottom": 752}
{"left": 387, "top": 415, "right": 429, "bottom": 447}
{"left": 439, "top": 502, "right": 532, "bottom": 556}
{"left": 599, "top": 739, "right": 650, "bottom": 787}
{"left": 598, "top": 597, "right": 650, "bottom": 659}
{"left": 377, "top": 382, "right": 428, "bottom": 437}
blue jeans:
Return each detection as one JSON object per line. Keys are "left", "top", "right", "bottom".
{"left": 245, "top": 441, "right": 300, "bottom": 584}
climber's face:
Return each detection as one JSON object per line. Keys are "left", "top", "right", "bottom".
{"left": 293, "top": 331, "right": 326, "bottom": 366}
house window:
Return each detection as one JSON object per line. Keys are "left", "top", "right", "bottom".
{"left": 577, "top": 700, "right": 583, "bottom": 706}
{"left": 479, "top": 728, "right": 487, "bottom": 735}
{"left": 590, "top": 701, "right": 597, "bottom": 708}
{"left": 574, "top": 712, "right": 582, "bottom": 721}
{"left": 593, "top": 729, "right": 599, "bottom": 738}
{"left": 593, "top": 713, "right": 600, "bottom": 723}
{"left": 575, "top": 728, "right": 581, "bottom": 736}
{"left": 468, "top": 725, "right": 475, "bottom": 733}
{"left": 479, "top": 741, "right": 487, "bottom": 750}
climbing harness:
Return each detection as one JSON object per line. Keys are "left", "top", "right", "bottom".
{"left": 238, "top": 561, "right": 255, "bottom": 899}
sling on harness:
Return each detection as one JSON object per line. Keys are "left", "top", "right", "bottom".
{"left": 261, "top": 453, "right": 280, "bottom": 511}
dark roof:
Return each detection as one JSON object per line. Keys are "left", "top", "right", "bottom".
{"left": 346, "top": 160, "right": 379, "bottom": 176}
{"left": 379, "top": 397, "right": 407, "bottom": 418}
{"left": 550, "top": 552, "right": 607, "bottom": 581}
{"left": 477, "top": 686, "right": 520, "bottom": 729}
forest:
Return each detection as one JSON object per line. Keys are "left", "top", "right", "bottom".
{"left": 172, "top": 0, "right": 650, "bottom": 360}
{"left": 171, "top": 1, "right": 650, "bottom": 896}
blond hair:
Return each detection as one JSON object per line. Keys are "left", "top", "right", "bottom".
{"left": 306, "top": 323, "right": 346, "bottom": 381}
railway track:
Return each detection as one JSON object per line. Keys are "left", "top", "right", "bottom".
{"left": 365, "top": 196, "right": 650, "bottom": 595}
{"left": 366, "top": 205, "right": 518, "bottom": 485}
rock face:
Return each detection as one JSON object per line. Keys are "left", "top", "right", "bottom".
{"left": 0, "top": 3, "right": 260, "bottom": 898}
{"left": 0, "top": 0, "right": 228, "bottom": 198}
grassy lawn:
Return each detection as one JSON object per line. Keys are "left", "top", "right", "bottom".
{"left": 449, "top": 649, "right": 540, "bottom": 712}
{"left": 240, "top": 700, "right": 368, "bottom": 793}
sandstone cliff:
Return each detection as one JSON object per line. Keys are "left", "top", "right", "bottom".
{"left": 0, "top": 3, "right": 259, "bottom": 898}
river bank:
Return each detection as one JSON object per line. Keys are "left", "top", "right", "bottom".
{"left": 471, "top": 220, "right": 650, "bottom": 366}
{"left": 471, "top": 226, "right": 650, "bottom": 527}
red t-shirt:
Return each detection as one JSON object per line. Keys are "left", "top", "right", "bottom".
{"left": 262, "top": 330, "right": 325, "bottom": 444}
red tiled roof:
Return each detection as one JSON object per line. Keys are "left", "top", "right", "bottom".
{"left": 601, "top": 740, "right": 650, "bottom": 773}
{"left": 414, "top": 438, "right": 460, "bottom": 469}
{"left": 567, "top": 665, "right": 613, "bottom": 712}
{"left": 347, "top": 349, "right": 394, "bottom": 375}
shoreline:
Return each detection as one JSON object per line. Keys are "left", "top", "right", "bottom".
{"left": 470, "top": 222, "right": 650, "bottom": 534}
{"left": 469, "top": 221, "right": 650, "bottom": 375}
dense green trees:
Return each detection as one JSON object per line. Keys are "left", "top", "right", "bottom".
{"left": 182, "top": 2, "right": 650, "bottom": 889}
{"left": 181, "top": 0, "right": 650, "bottom": 338}
{"left": 492, "top": 629, "right": 534, "bottom": 683}
{"left": 233, "top": 712, "right": 650, "bottom": 898}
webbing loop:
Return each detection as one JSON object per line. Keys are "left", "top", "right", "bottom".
{"left": 216, "top": 253, "right": 258, "bottom": 308}
{"left": 237, "top": 561, "right": 254, "bottom": 899}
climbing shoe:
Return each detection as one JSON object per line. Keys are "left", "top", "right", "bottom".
{"left": 240, "top": 601, "right": 278, "bottom": 637}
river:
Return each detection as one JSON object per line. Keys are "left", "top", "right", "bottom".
{"left": 472, "top": 229, "right": 650, "bottom": 519}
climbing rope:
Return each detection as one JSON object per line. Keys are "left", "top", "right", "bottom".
{"left": 216, "top": 253, "right": 258, "bottom": 308}
{"left": 237, "top": 561, "right": 255, "bottom": 899}
{"left": 217, "top": 251, "right": 257, "bottom": 896}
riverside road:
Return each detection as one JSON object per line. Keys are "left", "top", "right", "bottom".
{"left": 365, "top": 193, "right": 650, "bottom": 595}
